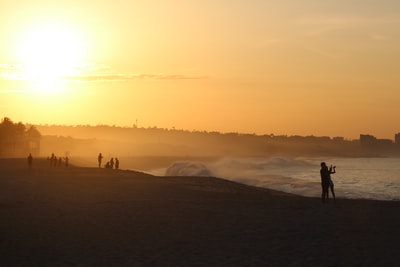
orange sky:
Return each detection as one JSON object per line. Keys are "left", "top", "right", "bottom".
{"left": 1, "top": 1, "right": 400, "bottom": 139}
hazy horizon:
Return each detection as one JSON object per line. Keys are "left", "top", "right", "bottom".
{"left": 2, "top": 1, "right": 400, "bottom": 140}
{"left": 30, "top": 121, "right": 398, "bottom": 141}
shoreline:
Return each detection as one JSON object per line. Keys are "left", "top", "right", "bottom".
{"left": 75, "top": 156, "right": 400, "bottom": 202}
{"left": 2, "top": 156, "right": 400, "bottom": 202}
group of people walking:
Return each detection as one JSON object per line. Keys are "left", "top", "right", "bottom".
{"left": 27, "top": 152, "right": 120, "bottom": 170}
{"left": 48, "top": 153, "right": 69, "bottom": 167}
{"left": 320, "top": 162, "right": 336, "bottom": 202}
{"left": 26, "top": 153, "right": 69, "bottom": 169}
{"left": 97, "top": 153, "right": 119, "bottom": 170}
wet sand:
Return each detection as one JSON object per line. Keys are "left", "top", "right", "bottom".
{"left": 1, "top": 158, "right": 399, "bottom": 266}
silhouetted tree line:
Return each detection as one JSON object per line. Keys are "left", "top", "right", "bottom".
{"left": 0, "top": 117, "right": 41, "bottom": 157}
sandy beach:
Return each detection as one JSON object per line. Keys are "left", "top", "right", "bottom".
{"left": 1, "top": 158, "right": 400, "bottom": 266}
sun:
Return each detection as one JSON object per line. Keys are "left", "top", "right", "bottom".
{"left": 15, "top": 21, "right": 87, "bottom": 93}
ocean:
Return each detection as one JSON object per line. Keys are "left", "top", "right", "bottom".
{"left": 153, "top": 157, "right": 400, "bottom": 201}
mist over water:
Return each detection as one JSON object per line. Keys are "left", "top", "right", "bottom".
{"left": 160, "top": 157, "right": 400, "bottom": 201}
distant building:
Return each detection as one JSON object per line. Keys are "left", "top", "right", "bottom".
{"left": 395, "top": 133, "right": 400, "bottom": 145}
{"left": 360, "top": 134, "right": 377, "bottom": 146}
{"left": 332, "top": 136, "right": 345, "bottom": 142}
{"left": 377, "top": 139, "right": 393, "bottom": 147}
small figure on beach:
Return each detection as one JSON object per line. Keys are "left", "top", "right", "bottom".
{"left": 115, "top": 158, "right": 119, "bottom": 170}
{"left": 50, "top": 153, "right": 55, "bottom": 167}
{"left": 98, "top": 153, "right": 103, "bottom": 168}
{"left": 110, "top": 158, "right": 114, "bottom": 169}
{"left": 27, "top": 153, "right": 33, "bottom": 169}
{"left": 320, "top": 162, "right": 336, "bottom": 203}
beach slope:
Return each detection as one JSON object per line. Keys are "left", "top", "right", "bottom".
{"left": 1, "top": 158, "right": 399, "bottom": 266}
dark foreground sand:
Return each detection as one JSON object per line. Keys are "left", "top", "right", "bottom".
{"left": 1, "top": 158, "right": 400, "bottom": 267}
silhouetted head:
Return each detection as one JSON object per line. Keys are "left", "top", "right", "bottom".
{"left": 320, "top": 162, "right": 326, "bottom": 167}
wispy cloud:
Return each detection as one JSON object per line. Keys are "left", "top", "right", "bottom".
{"left": 293, "top": 14, "right": 398, "bottom": 59}
{"left": 298, "top": 15, "right": 400, "bottom": 38}
{"left": 64, "top": 73, "right": 207, "bottom": 82}
{"left": 0, "top": 64, "right": 26, "bottom": 81}
{"left": 298, "top": 16, "right": 400, "bottom": 27}
{"left": 0, "top": 63, "right": 207, "bottom": 83}
{"left": 0, "top": 89, "right": 27, "bottom": 94}
{"left": 370, "top": 34, "right": 389, "bottom": 41}
{"left": 255, "top": 38, "right": 282, "bottom": 47}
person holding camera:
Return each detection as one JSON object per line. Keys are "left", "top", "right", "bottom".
{"left": 320, "top": 162, "right": 336, "bottom": 203}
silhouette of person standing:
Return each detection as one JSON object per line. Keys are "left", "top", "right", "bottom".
{"left": 328, "top": 165, "right": 336, "bottom": 201}
{"left": 98, "top": 153, "right": 103, "bottom": 168}
{"left": 115, "top": 158, "right": 119, "bottom": 170}
{"left": 50, "top": 153, "right": 55, "bottom": 167}
{"left": 27, "top": 153, "right": 33, "bottom": 169}
{"left": 110, "top": 158, "right": 114, "bottom": 169}
{"left": 320, "top": 162, "right": 336, "bottom": 203}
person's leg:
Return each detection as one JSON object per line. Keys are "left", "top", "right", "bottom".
{"left": 324, "top": 183, "right": 330, "bottom": 202}
{"left": 330, "top": 185, "right": 336, "bottom": 200}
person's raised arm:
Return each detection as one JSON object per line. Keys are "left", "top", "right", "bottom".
{"left": 330, "top": 165, "right": 336, "bottom": 174}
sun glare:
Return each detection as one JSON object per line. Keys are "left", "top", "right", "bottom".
{"left": 15, "top": 22, "right": 86, "bottom": 93}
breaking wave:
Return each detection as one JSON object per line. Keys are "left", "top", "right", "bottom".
{"left": 165, "top": 161, "right": 213, "bottom": 177}
{"left": 163, "top": 157, "right": 320, "bottom": 197}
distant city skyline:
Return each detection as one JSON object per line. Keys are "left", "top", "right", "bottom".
{"left": 34, "top": 122, "right": 400, "bottom": 142}
{"left": 1, "top": 1, "right": 400, "bottom": 139}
